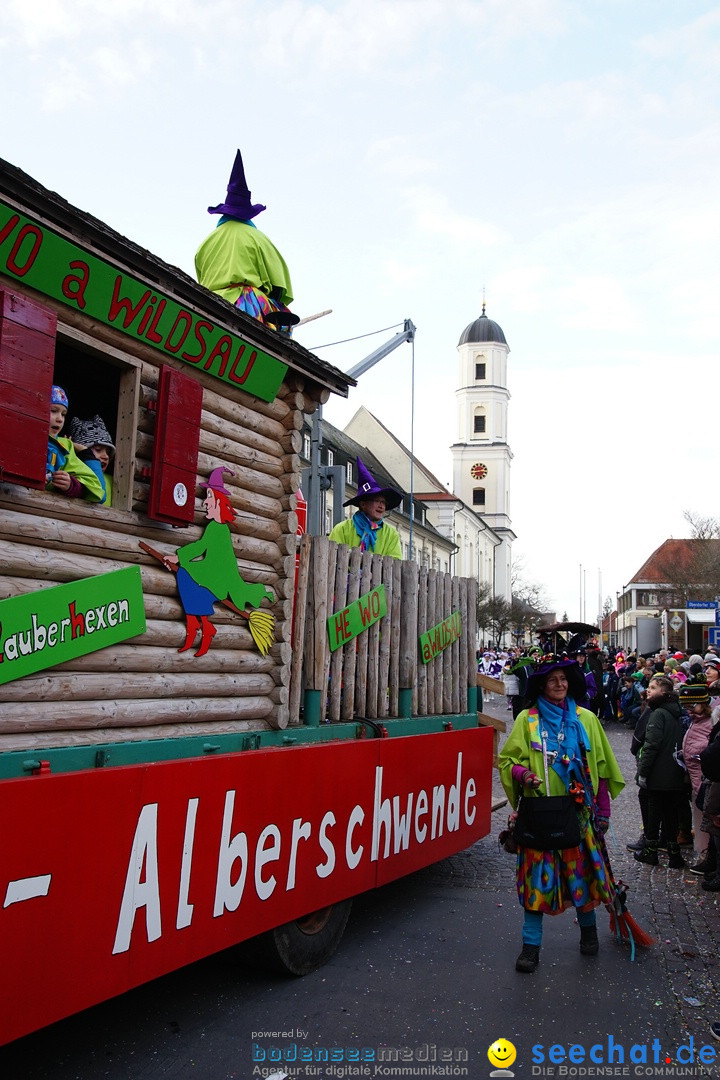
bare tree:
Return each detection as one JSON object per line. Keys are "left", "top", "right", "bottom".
{"left": 683, "top": 510, "right": 720, "bottom": 540}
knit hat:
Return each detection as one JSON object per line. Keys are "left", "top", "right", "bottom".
{"left": 68, "top": 415, "right": 115, "bottom": 456}
{"left": 344, "top": 457, "right": 403, "bottom": 511}
{"left": 51, "top": 385, "right": 68, "bottom": 408}
{"left": 207, "top": 149, "right": 266, "bottom": 220}
{"left": 679, "top": 683, "right": 710, "bottom": 706}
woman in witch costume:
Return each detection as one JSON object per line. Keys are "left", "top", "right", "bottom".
{"left": 498, "top": 655, "right": 624, "bottom": 973}
{"left": 328, "top": 457, "right": 403, "bottom": 559}
{"left": 163, "top": 468, "right": 275, "bottom": 657}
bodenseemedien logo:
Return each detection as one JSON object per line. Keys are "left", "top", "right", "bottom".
{"left": 488, "top": 1038, "right": 516, "bottom": 1077}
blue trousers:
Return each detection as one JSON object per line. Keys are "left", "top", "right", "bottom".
{"left": 522, "top": 906, "right": 596, "bottom": 945}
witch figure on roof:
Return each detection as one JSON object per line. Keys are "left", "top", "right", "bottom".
{"left": 195, "top": 149, "right": 298, "bottom": 332}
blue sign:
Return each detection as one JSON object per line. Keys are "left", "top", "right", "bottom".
{"left": 708, "top": 627, "right": 720, "bottom": 646}
{"left": 687, "top": 601, "right": 718, "bottom": 609}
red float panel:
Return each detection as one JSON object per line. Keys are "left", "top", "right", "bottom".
{"left": 0, "top": 728, "right": 492, "bottom": 1045}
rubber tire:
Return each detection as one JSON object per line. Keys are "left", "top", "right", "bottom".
{"left": 242, "top": 900, "right": 353, "bottom": 976}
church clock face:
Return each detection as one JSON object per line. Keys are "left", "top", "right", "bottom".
{"left": 470, "top": 462, "right": 488, "bottom": 479}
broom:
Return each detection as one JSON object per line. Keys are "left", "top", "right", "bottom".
{"left": 139, "top": 541, "right": 275, "bottom": 656}
{"left": 579, "top": 749, "right": 655, "bottom": 958}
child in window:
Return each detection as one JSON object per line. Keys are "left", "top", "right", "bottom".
{"left": 46, "top": 386, "right": 105, "bottom": 502}
{"left": 68, "top": 415, "right": 115, "bottom": 507}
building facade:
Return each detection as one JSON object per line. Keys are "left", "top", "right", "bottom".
{"left": 343, "top": 406, "right": 501, "bottom": 586}
{"left": 616, "top": 539, "right": 720, "bottom": 654}
{"left": 450, "top": 305, "right": 514, "bottom": 600}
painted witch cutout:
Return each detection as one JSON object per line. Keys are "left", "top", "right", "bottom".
{"left": 141, "top": 467, "right": 275, "bottom": 656}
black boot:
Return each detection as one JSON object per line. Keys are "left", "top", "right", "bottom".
{"left": 515, "top": 944, "right": 540, "bottom": 973}
{"left": 688, "top": 851, "right": 711, "bottom": 875}
{"left": 668, "top": 843, "right": 686, "bottom": 870}
{"left": 634, "top": 841, "right": 659, "bottom": 866}
{"left": 703, "top": 844, "right": 718, "bottom": 878}
{"left": 579, "top": 925, "right": 599, "bottom": 956}
{"left": 702, "top": 874, "right": 720, "bottom": 892}
{"left": 626, "top": 832, "right": 646, "bottom": 853}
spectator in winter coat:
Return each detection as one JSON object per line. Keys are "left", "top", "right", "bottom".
{"left": 699, "top": 711, "right": 720, "bottom": 891}
{"left": 679, "top": 683, "right": 714, "bottom": 872}
{"left": 619, "top": 676, "right": 642, "bottom": 727}
{"left": 634, "top": 676, "right": 687, "bottom": 869}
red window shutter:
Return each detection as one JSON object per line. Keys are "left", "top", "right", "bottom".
{"left": 0, "top": 290, "right": 57, "bottom": 489}
{"left": 148, "top": 365, "right": 203, "bottom": 526}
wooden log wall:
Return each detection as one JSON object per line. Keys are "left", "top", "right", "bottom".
{"left": 289, "top": 536, "right": 478, "bottom": 724}
{"left": 0, "top": 355, "right": 312, "bottom": 753}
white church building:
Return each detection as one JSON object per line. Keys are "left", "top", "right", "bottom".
{"left": 342, "top": 304, "right": 515, "bottom": 603}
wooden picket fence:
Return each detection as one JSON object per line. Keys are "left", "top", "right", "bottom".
{"left": 289, "top": 535, "right": 478, "bottom": 724}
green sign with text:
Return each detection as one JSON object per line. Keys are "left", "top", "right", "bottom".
{"left": 0, "top": 567, "right": 146, "bottom": 685}
{"left": 0, "top": 201, "right": 287, "bottom": 402}
{"left": 419, "top": 610, "right": 462, "bottom": 664}
{"left": 327, "top": 585, "right": 387, "bottom": 651}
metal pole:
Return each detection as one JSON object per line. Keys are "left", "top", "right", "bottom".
{"left": 409, "top": 334, "right": 415, "bottom": 559}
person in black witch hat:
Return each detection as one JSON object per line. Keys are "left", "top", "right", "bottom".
{"left": 195, "top": 149, "right": 298, "bottom": 332}
{"left": 498, "top": 654, "right": 624, "bottom": 974}
{"left": 329, "top": 457, "right": 403, "bottom": 558}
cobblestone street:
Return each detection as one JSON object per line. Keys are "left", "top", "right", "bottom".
{"left": 420, "top": 690, "right": 720, "bottom": 1059}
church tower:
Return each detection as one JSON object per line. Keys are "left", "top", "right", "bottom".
{"left": 452, "top": 305, "right": 514, "bottom": 601}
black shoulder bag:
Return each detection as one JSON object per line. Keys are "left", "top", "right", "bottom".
{"left": 512, "top": 731, "right": 581, "bottom": 851}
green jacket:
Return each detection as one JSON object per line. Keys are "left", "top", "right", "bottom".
{"left": 195, "top": 220, "right": 293, "bottom": 307}
{"left": 328, "top": 516, "right": 402, "bottom": 559}
{"left": 498, "top": 705, "right": 625, "bottom": 809}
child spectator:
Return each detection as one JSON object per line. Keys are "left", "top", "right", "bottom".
{"left": 620, "top": 675, "right": 642, "bottom": 727}
{"left": 46, "top": 386, "right": 105, "bottom": 503}
{"left": 69, "top": 415, "right": 115, "bottom": 507}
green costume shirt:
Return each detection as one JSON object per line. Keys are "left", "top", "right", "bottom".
{"left": 47, "top": 436, "right": 105, "bottom": 503}
{"left": 328, "top": 516, "right": 402, "bottom": 559}
{"left": 195, "top": 220, "right": 293, "bottom": 307}
{"left": 177, "top": 519, "right": 273, "bottom": 611}
{"left": 498, "top": 704, "right": 625, "bottom": 808}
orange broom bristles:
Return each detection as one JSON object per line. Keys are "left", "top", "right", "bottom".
{"left": 608, "top": 905, "right": 655, "bottom": 948}
{"left": 620, "top": 910, "right": 655, "bottom": 948}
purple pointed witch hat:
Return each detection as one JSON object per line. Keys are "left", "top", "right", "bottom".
{"left": 201, "top": 466, "right": 235, "bottom": 496}
{"left": 208, "top": 149, "right": 266, "bottom": 220}
{"left": 344, "top": 457, "right": 403, "bottom": 511}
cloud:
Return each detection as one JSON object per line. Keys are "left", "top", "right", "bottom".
{"left": 401, "top": 184, "right": 507, "bottom": 247}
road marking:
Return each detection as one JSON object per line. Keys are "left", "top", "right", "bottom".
{"left": 4, "top": 874, "right": 52, "bottom": 907}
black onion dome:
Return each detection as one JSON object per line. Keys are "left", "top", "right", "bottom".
{"left": 458, "top": 306, "right": 507, "bottom": 347}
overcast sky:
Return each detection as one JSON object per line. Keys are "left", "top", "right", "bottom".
{"left": 3, "top": 0, "right": 719, "bottom": 623}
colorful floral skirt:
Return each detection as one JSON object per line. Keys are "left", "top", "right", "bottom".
{"left": 234, "top": 286, "right": 293, "bottom": 334}
{"left": 516, "top": 807, "right": 614, "bottom": 915}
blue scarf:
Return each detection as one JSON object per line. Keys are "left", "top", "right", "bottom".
{"left": 351, "top": 510, "right": 383, "bottom": 552}
{"left": 535, "top": 695, "right": 590, "bottom": 795}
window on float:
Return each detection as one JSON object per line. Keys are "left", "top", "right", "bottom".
{"left": 0, "top": 288, "right": 140, "bottom": 510}
{"left": 51, "top": 329, "right": 141, "bottom": 512}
